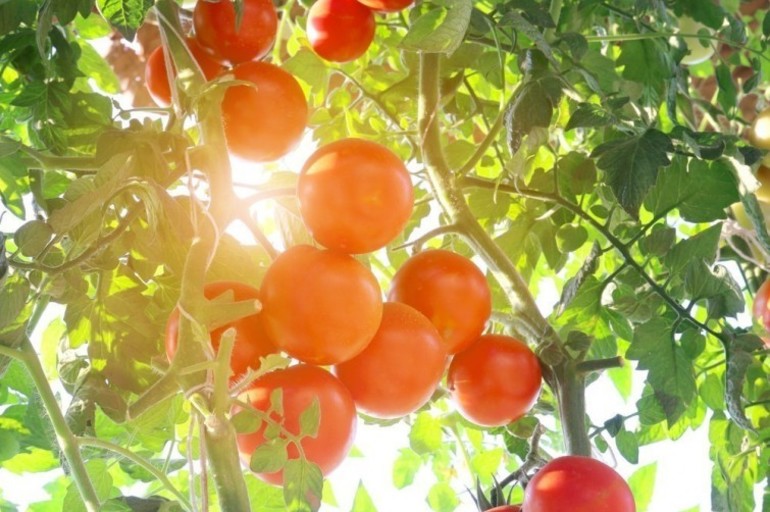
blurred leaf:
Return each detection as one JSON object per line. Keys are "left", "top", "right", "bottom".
{"left": 628, "top": 463, "right": 657, "bottom": 511}
{"left": 409, "top": 413, "right": 443, "bottom": 455}
{"left": 400, "top": 0, "right": 472, "bottom": 55}
{"left": 350, "top": 482, "right": 377, "bottom": 512}
{"left": 250, "top": 439, "right": 289, "bottom": 474}
{"left": 392, "top": 448, "right": 422, "bottom": 489}
{"left": 426, "top": 481, "right": 459, "bottom": 512}
{"left": 96, "top": 0, "right": 153, "bottom": 39}
{"left": 283, "top": 459, "right": 323, "bottom": 512}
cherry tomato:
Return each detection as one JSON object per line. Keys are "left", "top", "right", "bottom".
{"left": 298, "top": 139, "right": 414, "bottom": 254}
{"left": 165, "top": 281, "right": 275, "bottom": 381}
{"left": 356, "top": 0, "right": 413, "bottom": 12}
{"left": 523, "top": 456, "right": 636, "bottom": 512}
{"left": 306, "top": 0, "right": 375, "bottom": 62}
{"left": 193, "top": 0, "right": 278, "bottom": 64}
{"left": 388, "top": 249, "right": 491, "bottom": 354}
{"left": 236, "top": 365, "right": 357, "bottom": 485}
{"left": 260, "top": 245, "right": 383, "bottom": 365}
{"left": 750, "top": 107, "right": 770, "bottom": 150}
{"left": 334, "top": 302, "right": 447, "bottom": 418}
{"left": 221, "top": 61, "right": 308, "bottom": 162}
{"left": 447, "top": 334, "right": 541, "bottom": 427}
{"left": 144, "top": 38, "right": 224, "bottom": 107}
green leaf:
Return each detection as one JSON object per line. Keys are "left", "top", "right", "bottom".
{"left": 283, "top": 459, "right": 323, "bottom": 512}
{"left": 763, "top": 11, "right": 770, "bottom": 37}
{"left": 409, "top": 412, "right": 443, "bottom": 455}
{"left": 683, "top": 262, "right": 743, "bottom": 319}
{"left": 0, "top": 430, "right": 20, "bottom": 461}
{"left": 626, "top": 318, "right": 696, "bottom": 425}
{"left": 592, "top": 129, "right": 673, "bottom": 218}
{"left": 504, "top": 75, "right": 562, "bottom": 154}
{"left": 628, "top": 462, "right": 657, "bottom": 511}
{"left": 426, "top": 481, "right": 459, "bottom": 512}
{"left": 13, "top": 220, "right": 53, "bottom": 258}
{"left": 96, "top": 0, "right": 153, "bottom": 39}
{"left": 392, "top": 448, "right": 422, "bottom": 489}
{"left": 299, "top": 397, "right": 320, "bottom": 438}
{"left": 350, "top": 482, "right": 377, "bottom": 512}
{"left": 470, "top": 448, "right": 503, "bottom": 483}
{"left": 77, "top": 41, "right": 120, "bottom": 94}
{"left": 566, "top": 102, "right": 614, "bottom": 130}
{"left": 724, "top": 334, "right": 763, "bottom": 432}
{"left": 664, "top": 223, "right": 722, "bottom": 276}
{"left": 399, "top": 0, "right": 472, "bottom": 55}
{"left": 232, "top": 410, "right": 262, "bottom": 434}
{"left": 0, "top": 154, "right": 28, "bottom": 219}
{"left": 617, "top": 39, "right": 674, "bottom": 92}
{"left": 250, "top": 439, "right": 289, "bottom": 474}
{"left": 63, "top": 459, "right": 113, "bottom": 512}
{"left": 0, "top": 0, "right": 37, "bottom": 36}
{"left": 615, "top": 429, "right": 639, "bottom": 463}
{"left": 283, "top": 50, "right": 328, "bottom": 90}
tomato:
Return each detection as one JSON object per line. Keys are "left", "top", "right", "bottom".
{"left": 221, "top": 61, "right": 308, "bottom": 162}
{"left": 447, "top": 334, "right": 541, "bottom": 427}
{"left": 260, "top": 245, "right": 383, "bottom": 365}
{"left": 334, "top": 302, "right": 447, "bottom": 418}
{"left": 193, "top": 0, "right": 277, "bottom": 64}
{"left": 236, "top": 365, "right": 357, "bottom": 485}
{"left": 144, "top": 38, "right": 224, "bottom": 107}
{"left": 165, "top": 281, "right": 275, "bottom": 381}
{"left": 486, "top": 506, "right": 521, "bottom": 512}
{"left": 523, "top": 456, "right": 636, "bottom": 512}
{"left": 298, "top": 139, "right": 414, "bottom": 254}
{"left": 678, "top": 16, "right": 715, "bottom": 66}
{"left": 750, "top": 107, "right": 770, "bottom": 150}
{"left": 306, "top": 0, "right": 375, "bottom": 62}
{"left": 388, "top": 250, "right": 491, "bottom": 354}
{"left": 356, "top": 0, "right": 413, "bottom": 12}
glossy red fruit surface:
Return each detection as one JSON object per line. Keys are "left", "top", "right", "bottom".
{"left": 307, "top": 0, "right": 375, "bottom": 62}
{"left": 145, "top": 38, "right": 223, "bottom": 107}
{"left": 193, "top": 0, "right": 278, "bottom": 64}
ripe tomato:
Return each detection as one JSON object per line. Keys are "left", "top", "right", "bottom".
{"left": 306, "top": 0, "right": 375, "bottom": 62}
{"left": 750, "top": 107, "right": 770, "bottom": 150}
{"left": 334, "top": 302, "right": 447, "bottom": 418}
{"left": 388, "top": 250, "right": 491, "bottom": 354}
{"left": 486, "top": 506, "right": 521, "bottom": 512}
{"left": 165, "top": 281, "right": 275, "bottom": 381}
{"left": 221, "top": 61, "right": 307, "bottom": 162}
{"left": 236, "top": 365, "right": 357, "bottom": 485}
{"left": 356, "top": 0, "right": 413, "bottom": 12}
{"left": 298, "top": 139, "right": 414, "bottom": 254}
{"left": 260, "top": 245, "right": 383, "bottom": 365}
{"left": 193, "top": 0, "right": 277, "bottom": 64}
{"left": 447, "top": 334, "right": 541, "bottom": 427}
{"left": 523, "top": 456, "right": 636, "bottom": 512}
{"left": 144, "top": 38, "right": 224, "bottom": 107}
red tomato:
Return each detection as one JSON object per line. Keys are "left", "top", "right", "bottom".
{"left": 144, "top": 38, "right": 224, "bottom": 107}
{"left": 236, "top": 365, "right": 357, "bottom": 485}
{"left": 193, "top": 0, "right": 278, "bottom": 64}
{"left": 447, "top": 334, "right": 541, "bottom": 427}
{"left": 221, "top": 61, "right": 308, "bottom": 162}
{"left": 260, "top": 245, "right": 383, "bottom": 365}
{"left": 298, "top": 139, "right": 414, "bottom": 254}
{"left": 487, "top": 506, "right": 521, "bottom": 512}
{"left": 165, "top": 281, "right": 275, "bottom": 381}
{"left": 523, "top": 456, "right": 636, "bottom": 512}
{"left": 334, "top": 302, "right": 447, "bottom": 418}
{"left": 388, "top": 250, "right": 491, "bottom": 354}
{"left": 356, "top": 0, "right": 413, "bottom": 12}
{"left": 307, "top": 0, "right": 375, "bottom": 62}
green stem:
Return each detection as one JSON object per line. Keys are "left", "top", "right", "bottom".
{"left": 417, "top": 52, "right": 590, "bottom": 456}
{"left": 576, "top": 356, "right": 625, "bottom": 374}
{"left": 77, "top": 437, "right": 193, "bottom": 510}
{"left": 20, "top": 337, "right": 101, "bottom": 511}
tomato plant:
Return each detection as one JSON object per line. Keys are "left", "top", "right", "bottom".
{"left": 259, "top": 245, "right": 383, "bottom": 365}
{"left": 389, "top": 249, "right": 492, "bottom": 354}
{"left": 235, "top": 365, "right": 357, "bottom": 485}
{"left": 165, "top": 281, "right": 275, "bottom": 380}
{"left": 523, "top": 456, "right": 636, "bottom": 512}
{"left": 306, "top": 0, "right": 375, "bottom": 62}
{"left": 447, "top": 334, "right": 542, "bottom": 427}
{"left": 221, "top": 61, "right": 308, "bottom": 161}
{"left": 193, "top": 0, "right": 278, "bottom": 64}
{"left": 144, "top": 37, "right": 223, "bottom": 107}
{"left": 298, "top": 138, "right": 414, "bottom": 253}
{"left": 334, "top": 302, "right": 447, "bottom": 418}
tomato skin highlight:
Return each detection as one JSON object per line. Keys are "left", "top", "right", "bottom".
{"left": 144, "top": 38, "right": 224, "bottom": 107}
{"left": 447, "top": 334, "right": 541, "bottom": 427}
{"left": 307, "top": 0, "right": 375, "bottom": 62}
{"left": 165, "top": 281, "right": 275, "bottom": 381}
{"left": 221, "top": 61, "right": 308, "bottom": 162}
{"left": 356, "top": 0, "right": 413, "bottom": 12}
{"left": 334, "top": 302, "right": 447, "bottom": 418}
{"left": 236, "top": 365, "right": 357, "bottom": 485}
{"left": 388, "top": 249, "right": 491, "bottom": 354}
{"left": 193, "top": 0, "right": 278, "bottom": 64}
{"left": 260, "top": 245, "right": 383, "bottom": 365}
{"left": 523, "top": 456, "right": 636, "bottom": 512}
{"left": 298, "top": 138, "right": 414, "bottom": 254}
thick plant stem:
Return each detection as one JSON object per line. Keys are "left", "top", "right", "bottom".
{"left": 417, "top": 52, "right": 591, "bottom": 457}
{"left": 20, "top": 338, "right": 101, "bottom": 511}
